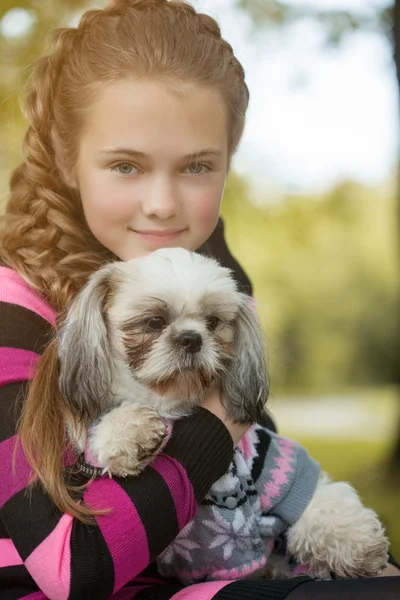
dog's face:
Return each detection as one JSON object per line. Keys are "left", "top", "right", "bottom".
{"left": 107, "top": 248, "right": 240, "bottom": 400}
{"left": 59, "top": 247, "right": 269, "bottom": 424}
{"left": 108, "top": 248, "right": 240, "bottom": 401}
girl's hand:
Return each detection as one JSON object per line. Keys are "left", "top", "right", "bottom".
{"left": 201, "top": 384, "right": 251, "bottom": 447}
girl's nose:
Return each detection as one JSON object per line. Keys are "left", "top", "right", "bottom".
{"left": 141, "top": 176, "right": 180, "bottom": 220}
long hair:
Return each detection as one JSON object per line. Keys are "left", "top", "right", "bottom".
{"left": 15, "top": 338, "right": 112, "bottom": 524}
{"left": 2, "top": 0, "right": 250, "bottom": 524}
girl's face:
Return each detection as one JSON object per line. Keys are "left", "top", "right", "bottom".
{"left": 72, "top": 80, "right": 229, "bottom": 260}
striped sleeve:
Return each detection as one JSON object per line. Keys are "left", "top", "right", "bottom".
{"left": 0, "top": 267, "right": 234, "bottom": 600}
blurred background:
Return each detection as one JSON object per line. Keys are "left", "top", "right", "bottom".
{"left": 1, "top": 0, "right": 399, "bottom": 555}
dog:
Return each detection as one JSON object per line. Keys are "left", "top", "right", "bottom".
{"left": 58, "top": 247, "right": 268, "bottom": 474}
{"left": 57, "top": 247, "right": 389, "bottom": 581}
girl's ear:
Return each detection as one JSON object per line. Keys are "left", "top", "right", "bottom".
{"left": 58, "top": 262, "right": 117, "bottom": 422}
{"left": 221, "top": 296, "right": 269, "bottom": 425}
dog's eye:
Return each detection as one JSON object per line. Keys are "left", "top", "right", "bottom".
{"left": 206, "top": 316, "right": 220, "bottom": 332}
{"left": 144, "top": 317, "right": 167, "bottom": 332}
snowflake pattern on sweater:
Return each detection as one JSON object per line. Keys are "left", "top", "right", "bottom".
{"left": 157, "top": 424, "right": 320, "bottom": 584}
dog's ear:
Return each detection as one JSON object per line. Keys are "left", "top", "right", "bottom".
{"left": 221, "top": 296, "right": 269, "bottom": 424}
{"left": 58, "top": 262, "right": 117, "bottom": 422}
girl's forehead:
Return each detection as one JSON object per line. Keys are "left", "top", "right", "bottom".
{"left": 80, "top": 79, "right": 229, "bottom": 158}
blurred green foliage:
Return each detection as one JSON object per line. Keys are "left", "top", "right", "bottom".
{"left": 222, "top": 176, "right": 399, "bottom": 394}
{"left": 238, "top": 0, "right": 394, "bottom": 46}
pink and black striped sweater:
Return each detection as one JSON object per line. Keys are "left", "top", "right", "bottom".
{"left": 0, "top": 264, "right": 316, "bottom": 600}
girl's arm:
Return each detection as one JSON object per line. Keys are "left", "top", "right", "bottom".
{"left": 0, "top": 295, "right": 234, "bottom": 600}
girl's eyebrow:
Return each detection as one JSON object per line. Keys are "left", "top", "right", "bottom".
{"left": 100, "top": 147, "right": 222, "bottom": 159}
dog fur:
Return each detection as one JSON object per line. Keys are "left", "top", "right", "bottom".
{"left": 58, "top": 247, "right": 389, "bottom": 579}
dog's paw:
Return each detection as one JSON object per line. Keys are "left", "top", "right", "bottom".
{"left": 88, "top": 403, "right": 167, "bottom": 478}
{"left": 286, "top": 474, "right": 389, "bottom": 579}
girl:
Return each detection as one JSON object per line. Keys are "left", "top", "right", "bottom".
{"left": 0, "top": 0, "right": 398, "bottom": 598}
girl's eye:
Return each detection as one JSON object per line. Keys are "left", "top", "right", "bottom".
{"left": 185, "top": 162, "right": 211, "bottom": 176}
{"left": 144, "top": 316, "right": 167, "bottom": 332}
{"left": 206, "top": 316, "right": 220, "bottom": 332}
{"left": 112, "top": 163, "right": 138, "bottom": 176}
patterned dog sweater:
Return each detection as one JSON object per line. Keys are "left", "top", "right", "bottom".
{"left": 157, "top": 424, "right": 320, "bottom": 584}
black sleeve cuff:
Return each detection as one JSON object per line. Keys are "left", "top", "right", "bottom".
{"left": 162, "top": 406, "right": 234, "bottom": 502}
{"left": 213, "top": 575, "right": 314, "bottom": 600}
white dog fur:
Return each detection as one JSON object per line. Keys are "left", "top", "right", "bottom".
{"left": 285, "top": 472, "right": 388, "bottom": 579}
{"left": 57, "top": 247, "right": 389, "bottom": 580}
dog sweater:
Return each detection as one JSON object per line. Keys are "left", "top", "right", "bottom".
{"left": 157, "top": 425, "right": 320, "bottom": 584}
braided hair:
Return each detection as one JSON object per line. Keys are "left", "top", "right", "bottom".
{"left": 4, "top": 0, "right": 251, "bottom": 523}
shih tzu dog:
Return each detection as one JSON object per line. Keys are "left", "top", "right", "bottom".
{"left": 57, "top": 247, "right": 389, "bottom": 581}
{"left": 59, "top": 247, "right": 268, "bottom": 476}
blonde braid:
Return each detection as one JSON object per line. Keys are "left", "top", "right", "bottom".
{"left": 78, "top": 0, "right": 169, "bottom": 27}
{"left": 92, "top": 0, "right": 250, "bottom": 124}
{"left": 105, "top": 0, "right": 167, "bottom": 12}
{"left": 196, "top": 12, "right": 249, "bottom": 152}
{"left": 1, "top": 27, "right": 113, "bottom": 312}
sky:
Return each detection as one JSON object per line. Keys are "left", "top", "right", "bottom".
{"left": 192, "top": 0, "right": 399, "bottom": 196}
{"left": 1, "top": 0, "right": 398, "bottom": 196}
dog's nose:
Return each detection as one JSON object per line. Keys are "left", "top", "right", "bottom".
{"left": 177, "top": 331, "right": 203, "bottom": 353}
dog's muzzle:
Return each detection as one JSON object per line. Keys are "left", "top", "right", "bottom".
{"left": 177, "top": 331, "right": 202, "bottom": 353}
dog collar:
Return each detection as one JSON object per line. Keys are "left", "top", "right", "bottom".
{"left": 75, "top": 452, "right": 104, "bottom": 478}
